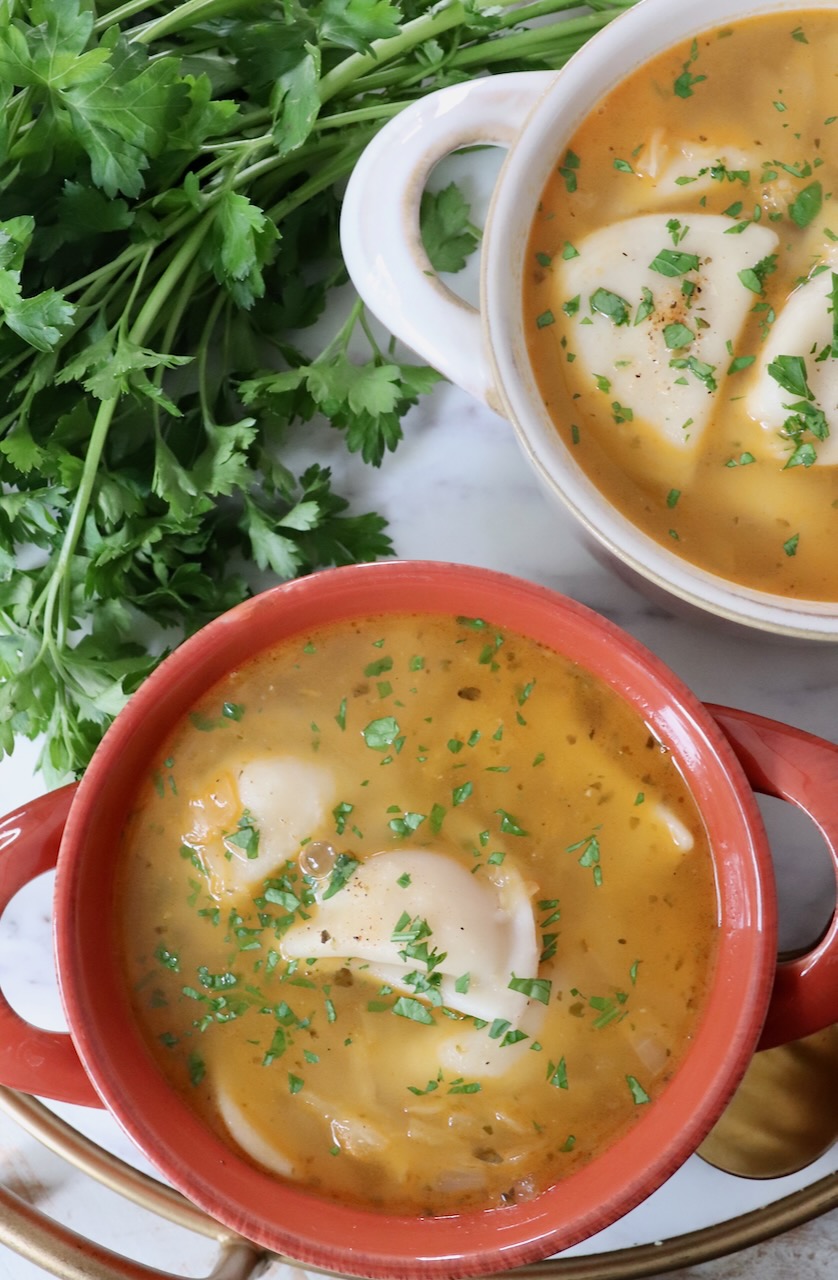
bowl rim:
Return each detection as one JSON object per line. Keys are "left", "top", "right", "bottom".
{"left": 53, "top": 561, "right": 777, "bottom": 1278}
{"left": 482, "top": 0, "right": 838, "bottom": 640}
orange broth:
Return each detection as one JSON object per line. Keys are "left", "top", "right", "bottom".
{"left": 118, "top": 613, "right": 718, "bottom": 1214}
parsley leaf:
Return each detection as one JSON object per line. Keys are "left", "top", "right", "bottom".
{"left": 420, "top": 183, "right": 482, "bottom": 274}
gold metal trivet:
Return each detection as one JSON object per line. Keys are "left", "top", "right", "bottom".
{"left": 0, "top": 1087, "right": 836, "bottom": 1280}
{"left": 698, "top": 1024, "right": 838, "bottom": 1180}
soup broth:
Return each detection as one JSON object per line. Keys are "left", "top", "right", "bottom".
{"left": 119, "top": 613, "right": 718, "bottom": 1215}
{"left": 524, "top": 11, "right": 838, "bottom": 600}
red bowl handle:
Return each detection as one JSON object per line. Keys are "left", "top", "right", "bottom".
{"left": 0, "top": 786, "right": 101, "bottom": 1106}
{"left": 707, "top": 704, "right": 838, "bottom": 1051}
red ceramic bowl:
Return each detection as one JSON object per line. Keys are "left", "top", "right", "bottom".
{"left": 1, "top": 562, "right": 837, "bottom": 1279}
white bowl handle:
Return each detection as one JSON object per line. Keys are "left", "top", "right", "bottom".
{"left": 339, "top": 71, "right": 556, "bottom": 409}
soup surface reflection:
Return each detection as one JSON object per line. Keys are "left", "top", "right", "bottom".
{"left": 119, "top": 613, "right": 718, "bottom": 1214}
{"left": 524, "top": 11, "right": 838, "bottom": 599}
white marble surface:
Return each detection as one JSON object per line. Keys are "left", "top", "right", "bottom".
{"left": 0, "top": 372, "right": 837, "bottom": 1280}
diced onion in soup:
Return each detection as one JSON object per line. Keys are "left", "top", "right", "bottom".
{"left": 557, "top": 214, "right": 779, "bottom": 457}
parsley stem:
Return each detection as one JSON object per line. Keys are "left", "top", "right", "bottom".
{"left": 450, "top": 10, "right": 623, "bottom": 69}
{"left": 40, "top": 218, "right": 212, "bottom": 648}
{"left": 265, "top": 135, "right": 376, "bottom": 226}
{"left": 318, "top": 3, "right": 470, "bottom": 105}
{"left": 127, "top": 0, "right": 257, "bottom": 44}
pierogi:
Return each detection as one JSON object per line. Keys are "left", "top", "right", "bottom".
{"left": 118, "top": 613, "right": 718, "bottom": 1214}
{"left": 524, "top": 11, "right": 838, "bottom": 599}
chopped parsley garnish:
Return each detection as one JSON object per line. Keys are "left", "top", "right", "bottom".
{"left": 333, "top": 800, "right": 353, "bottom": 835}
{"left": 738, "top": 253, "right": 778, "bottom": 295}
{"left": 389, "top": 810, "right": 426, "bottom": 836}
{"left": 558, "top": 148, "right": 580, "bottom": 192}
{"left": 673, "top": 40, "right": 706, "bottom": 99}
{"left": 321, "top": 853, "right": 359, "bottom": 899}
{"left": 364, "top": 656, "right": 393, "bottom": 678}
{"left": 788, "top": 181, "right": 823, "bottom": 228}
{"left": 362, "top": 715, "right": 400, "bottom": 751}
{"left": 634, "top": 286, "right": 655, "bottom": 325}
{"left": 590, "top": 287, "right": 631, "bottom": 326}
{"left": 663, "top": 322, "right": 694, "bottom": 350}
{"left": 392, "top": 996, "right": 435, "bottom": 1025}
{"left": 626, "top": 1075, "right": 651, "bottom": 1105}
{"left": 223, "top": 811, "right": 260, "bottom": 860}
{"left": 567, "top": 831, "right": 602, "bottom": 886}
{"left": 495, "top": 808, "right": 529, "bottom": 837}
{"left": 547, "top": 1057, "right": 568, "bottom": 1089}
{"left": 188, "top": 1054, "right": 206, "bottom": 1087}
{"left": 508, "top": 975, "right": 552, "bottom": 1005}
{"left": 649, "top": 248, "right": 700, "bottom": 278}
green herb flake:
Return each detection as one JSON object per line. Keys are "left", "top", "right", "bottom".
{"left": 568, "top": 831, "right": 603, "bottom": 886}
{"left": 364, "top": 655, "right": 393, "bottom": 678}
{"left": 188, "top": 1053, "right": 206, "bottom": 1087}
{"left": 536, "top": 309, "right": 556, "bottom": 329}
{"left": 332, "top": 800, "right": 354, "bottom": 835}
{"left": 663, "top": 323, "right": 694, "bottom": 350}
{"left": 508, "top": 975, "right": 552, "bottom": 1005}
{"left": 322, "top": 853, "right": 360, "bottom": 899}
{"left": 783, "top": 533, "right": 800, "bottom": 557}
{"left": 430, "top": 802, "right": 446, "bottom": 833}
{"left": 407, "top": 1077, "right": 440, "bottom": 1096}
{"left": 389, "top": 811, "right": 426, "bottom": 836}
{"left": 789, "top": 181, "right": 823, "bottom": 229}
{"left": 448, "top": 1079, "right": 481, "bottom": 1094}
{"left": 558, "top": 149, "right": 581, "bottom": 192}
{"left": 452, "top": 781, "right": 473, "bottom": 807}
{"left": 626, "top": 1074, "right": 651, "bottom": 1105}
{"left": 224, "top": 812, "right": 260, "bottom": 860}
{"left": 496, "top": 808, "right": 529, "bottom": 837}
{"left": 392, "top": 996, "right": 435, "bottom": 1025}
{"left": 649, "top": 249, "right": 700, "bottom": 278}
{"left": 634, "top": 286, "right": 655, "bottom": 325}
{"left": 363, "top": 716, "right": 400, "bottom": 751}
{"left": 590, "top": 287, "right": 631, "bottom": 326}
{"left": 154, "top": 945, "right": 179, "bottom": 971}
{"left": 547, "top": 1057, "right": 568, "bottom": 1089}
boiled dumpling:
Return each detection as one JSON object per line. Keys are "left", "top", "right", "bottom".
{"left": 182, "top": 756, "right": 335, "bottom": 896}
{"left": 745, "top": 261, "right": 838, "bottom": 465}
{"left": 282, "top": 848, "right": 539, "bottom": 1026}
{"left": 556, "top": 213, "right": 780, "bottom": 455}
{"left": 631, "top": 136, "right": 756, "bottom": 205}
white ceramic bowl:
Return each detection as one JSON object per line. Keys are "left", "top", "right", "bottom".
{"left": 340, "top": 0, "right": 838, "bottom": 641}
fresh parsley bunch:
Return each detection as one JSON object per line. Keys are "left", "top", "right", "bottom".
{"left": 0, "top": 0, "right": 636, "bottom": 780}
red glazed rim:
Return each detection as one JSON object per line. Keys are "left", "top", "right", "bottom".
{"left": 53, "top": 562, "right": 777, "bottom": 1279}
